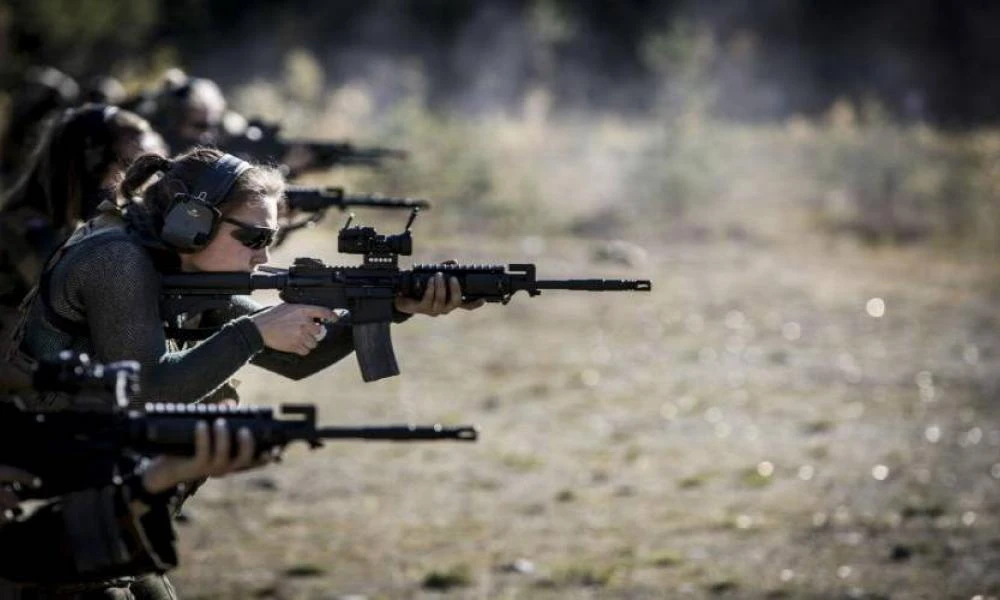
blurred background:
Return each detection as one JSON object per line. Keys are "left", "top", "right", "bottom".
{"left": 2, "top": 1, "right": 999, "bottom": 598}
{"left": 3, "top": 0, "right": 1000, "bottom": 247}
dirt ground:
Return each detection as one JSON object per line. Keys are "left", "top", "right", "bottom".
{"left": 170, "top": 227, "right": 1000, "bottom": 599}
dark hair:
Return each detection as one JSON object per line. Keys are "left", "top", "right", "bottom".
{"left": 120, "top": 146, "right": 284, "bottom": 238}
{"left": 0, "top": 67, "right": 79, "bottom": 178}
{"left": 1, "top": 104, "right": 158, "bottom": 230}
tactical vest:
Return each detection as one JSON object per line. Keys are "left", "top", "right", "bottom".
{"left": 0, "top": 212, "right": 128, "bottom": 395}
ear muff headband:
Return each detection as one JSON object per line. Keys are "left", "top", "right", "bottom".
{"left": 160, "top": 153, "right": 252, "bottom": 252}
{"left": 189, "top": 153, "right": 251, "bottom": 207}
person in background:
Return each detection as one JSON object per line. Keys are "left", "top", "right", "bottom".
{"left": 0, "top": 104, "right": 166, "bottom": 313}
{"left": 82, "top": 76, "right": 128, "bottom": 106}
{"left": 0, "top": 67, "right": 80, "bottom": 186}
{"left": 135, "top": 73, "right": 227, "bottom": 153}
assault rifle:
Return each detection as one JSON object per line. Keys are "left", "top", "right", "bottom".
{"left": 277, "top": 185, "right": 431, "bottom": 247}
{"left": 224, "top": 118, "right": 406, "bottom": 178}
{"left": 161, "top": 211, "right": 652, "bottom": 382}
{"left": 2, "top": 353, "right": 478, "bottom": 499}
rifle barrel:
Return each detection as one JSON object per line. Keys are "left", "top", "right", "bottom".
{"left": 284, "top": 186, "right": 342, "bottom": 211}
{"left": 285, "top": 187, "right": 430, "bottom": 212}
{"left": 529, "top": 279, "right": 652, "bottom": 291}
{"left": 298, "top": 142, "right": 407, "bottom": 159}
{"left": 340, "top": 147, "right": 408, "bottom": 160}
{"left": 342, "top": 194, "right": 430, "bottom": 210}
{"left": 315, "top": 424, "right": 479, "bottom": 441}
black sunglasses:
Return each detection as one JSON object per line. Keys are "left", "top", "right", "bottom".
{"left": 222, "top": 217, "right": 278, "bottom": 250}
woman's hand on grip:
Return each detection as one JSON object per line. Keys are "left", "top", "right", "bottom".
{"left": 250, "top": 304, "right": 338, "bottom": 355}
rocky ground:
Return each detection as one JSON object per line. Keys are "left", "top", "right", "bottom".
{"left": 171, "top": 228, "right": 1000, "bottom": 599}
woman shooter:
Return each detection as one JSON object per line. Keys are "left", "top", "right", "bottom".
{"left": 13, "top": 145, "right": 481, "bottom": 406}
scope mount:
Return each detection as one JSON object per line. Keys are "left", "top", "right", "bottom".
{"left": 337, "top": 209, "right": 418, "bottom": 268}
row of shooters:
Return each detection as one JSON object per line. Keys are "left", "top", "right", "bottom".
{"left": 0, "top": 70, "right": 650, "bottom": 595}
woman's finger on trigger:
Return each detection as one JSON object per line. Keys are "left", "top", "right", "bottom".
{"left": 300, "top": 305, "right": 337, "bottom": 322}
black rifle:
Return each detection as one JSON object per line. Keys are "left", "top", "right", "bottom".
{"left": 277, "top": 185, "right": 431, "bottom": 247}
{"left": 224, "top": 118, "right": 406, "bottom": 178}
{"left": 161, "top": 212, "right": 652, "bottom": 382}
{"left": 2, "top": 353, "right": 477, "bottom": 500}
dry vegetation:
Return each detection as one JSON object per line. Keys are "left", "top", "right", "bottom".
{"left": 170, "top": 71, "right": 1000, "bottom": 599}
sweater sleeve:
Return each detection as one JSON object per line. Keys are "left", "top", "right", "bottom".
{"left": 201, "top": 295, "right": 356, "bottom": 380}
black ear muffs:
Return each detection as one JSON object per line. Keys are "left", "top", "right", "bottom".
{"left": 160, "top": 194, "right": 221, "bottom": 250}
{"left": 160, "top": 153, "right": 251, "bottom": 252}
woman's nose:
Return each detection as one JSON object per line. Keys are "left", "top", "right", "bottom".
{"left": 252, "top": 248, "right": 270, "bottom": 266}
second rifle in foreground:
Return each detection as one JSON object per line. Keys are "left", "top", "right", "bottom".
{"left": 2, "top": 353, "right": 477, "bottom": 500}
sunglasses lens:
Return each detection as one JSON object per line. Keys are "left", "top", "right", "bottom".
{"left": 230, "top": 227, "right": 275, "bottom": 249}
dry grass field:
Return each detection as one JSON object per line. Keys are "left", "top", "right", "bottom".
{"left": 170, "top": 226, "right": 1000, "bottom": 599}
